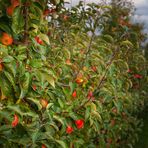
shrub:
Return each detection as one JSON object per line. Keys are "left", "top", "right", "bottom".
{"left": 0, "top": 0, "right": 147, "bottom": 147}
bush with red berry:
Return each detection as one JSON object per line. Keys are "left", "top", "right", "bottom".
{"left": 0, "top": 0, "right": 147, "bottom": 148}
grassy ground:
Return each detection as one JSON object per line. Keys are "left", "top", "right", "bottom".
{"left": 134, "top": 108, "right": 148, "bottom": 148}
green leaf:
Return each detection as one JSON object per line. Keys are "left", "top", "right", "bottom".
{"left": 49, "top": 123, "right": 59, "bottom": 131}
{"left": 3, "top": 71, "right": 16, "bottom": 91}
{"left": 0, "top": 110, "right": 12, "bottom": 121}
{"left": 33, "top": 2, "right": 43, "bottom": 10}
{"left": 19, "top": 72, "right": 30, "bottom": 99}
{"left": 0, "top": 125, "right": 12, "bottom": 132}
{"left": 0, "top": 22, "right": 12, "bottom": 34}
{"left": 113, "top": 59, "right": 129, "bottom": 72}
{"left": 91, "top": 111, "right": 102, "bottom": 123}
{"left": 32, "top": 129, "right": 40, "bottom": 144}
{"left": 120, "top": 40, "right": 133, "bottom": 48}
{"left": 75, "top": 139, "right": 85, "bottom": 146}
{"left": 7, "top": 105, "right": 24, "bottom": 115}
{"left": 43, "top": 73, "right": 55, "bottom": 88}
{"left": 55, "top": 140, "right": 68, "bottom": 148}
{"left": 3, "top": 56, "right": 14, "bottom": 63}
{"left": 46, "top": 103, "right": 54, "bottom": 109}
{"left": 102, "top": 35, "right": 114, "bottom": 43}
{"left": 12, "top": 7, "right": 25, "bottom": 34}
{"left": 39, "top": 34, "right": 50, "bottom": 45}
{"left": 55, "top": 0, "right": 61, "bottom": 4}
{"left": 23, "top": 111, "right": 38, "bottom": 118}
{"left": 69, "top": 82, "right": 76, "bottom": 94}
{"left": 26, "top": 97, "right": 42, "bottom": 111}
{"left": 16, "top": 55, "right": 27, "bottom": 61}
{"left": 53, "top": 115, "right": 64, "bottom": 125}
{"left": 4, "top": 61, "right": 17, "bottom": 77}
{"left": 101, "top": 5, "right": 112, "bottom": 9}
{"left": 16, "top": 45, "right": 27, "bottom": 54}
{"left": 29, "top": 59, "right": 43, "bottom": 68}
{"left": 69, "top": 112, "right": 78, "bottom": 120}
{"left": 85, "top": 106, "right": 91, "bottom": 121}
{"left": 58, "top": 99, "right": 64, "bottom": 108}
{"left": 0, "top": 73, "right": 13, "bottom": 97}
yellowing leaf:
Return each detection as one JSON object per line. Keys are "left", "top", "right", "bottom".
{"left": 91, "top": 111, "right": 102, "bottom": 122}
{"left": 45, "top": 75, "right": 55, "bottom": 88}
{"left": 120, "top": 40, "right": 133, "bottom": 48}
{"left": 91, "top": 102, "right": 97, "bottom": 111}
{"left": 39, "top": 34, "right": 50, "bottom": 44}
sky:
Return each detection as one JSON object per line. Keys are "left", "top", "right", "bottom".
{"left": 65, "top": 0, "right": 148, "bottom": 32}
{"left": 134, "top": 0, "right": 148, "bottom": 32}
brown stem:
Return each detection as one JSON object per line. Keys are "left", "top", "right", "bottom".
{"left": 74, "top": 16, "right": 100, "bottom": 80}
{"left": 80, "top": 17, "right": 99, "bottom": 69}
{"left": 74, "top": 47, "right": 119, "bottom": 112}
{"left": 95, "top": 47, "right": 119, "bottom": 91}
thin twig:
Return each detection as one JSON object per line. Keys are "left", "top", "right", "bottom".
{"left": 95, "top": 47, "right": 119, "bottom": 91}
{"left": 74, "top": 47, "right": 119, "bottom": 112}
{"left": 81, "top": 17, "right": 99, "bottom": 69}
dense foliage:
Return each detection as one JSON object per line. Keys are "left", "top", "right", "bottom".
{"left": 0, "top": 0, "right": 147, "bottom": 147}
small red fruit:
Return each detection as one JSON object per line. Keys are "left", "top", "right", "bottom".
{"left": 6, "top": 6, "right": 14, "bottom": 16}
{"left": 66, "top": 125, "right": 74, "bottom": 134}
{"left": 35, "top": 36, "right": 43, "bottom": 45}
{"left": 12, "top": 114, "right": 19, "bottom": 127}
{"left": 91, "top": 66, "right": 97, "bottom": 72}
{"left": 75, "top": 78, "right": 83, "bottom": 84}
{"left": 0, "top": 63, "right": 3, "bottom": 72}
{"left": 72, "top": 90, "right": 77, "bottom": 98}
{"left": 32, "top": 85, "right": 37, "bottom": 91}
{"left": 63, "top": 15, "right": 69, "bottom": 21}
{"left": 50, "top": 9, "right": 56, "bottom": 13}
{"left": 42, "top": 144, "right": 46, "bottom": 148}
{"left": 75, "top": 119, "right": 84, "bottom": 129}
{"left": 43, "top": 9, "right": 50, "bottom": 16}
{"left": 87, "top": 91, "right": 93, "bottom": 99}
{"left": 127, "top": 69, "right": 132, "bottom": 73}
{"left": 66, "top": 59, "right": 71, "bottom": 65}
{"left": 112, "top": 108, "right": 117, "bottom": 114}
{"left": 40, "top": 99, "right": 48, "bottom": 108}
{"left": 11, "top": 0, "right": 20, "bottom": 8}
{"left": 43, "top": 9, "right": 56, "bottom": 16}
{"left": 1, "top": 32, "right": 13, "bottom": 46}
{"left": 133, "top": 74, "right": 142, "bottom": 79}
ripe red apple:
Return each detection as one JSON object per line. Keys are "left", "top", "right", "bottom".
{"left": 63, "top": 15, "right": 69, "bottom": 21}
{"left": 0, "top": 63, "right": 3, "bottom": 72}
{"left": 40, "top": 99, "right": 48, "bottom": 108}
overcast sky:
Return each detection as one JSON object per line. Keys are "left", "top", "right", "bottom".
{"left": 66, "top": 0, "right": 148, "bottom": 32}
{"left": 134, "top": 0, "right": 148, "bottom": 32}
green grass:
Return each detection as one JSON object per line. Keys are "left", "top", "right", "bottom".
{"left": 134, "top": 109, "right": 148, "bottom": 148}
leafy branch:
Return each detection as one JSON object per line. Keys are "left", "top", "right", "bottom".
{"left": 74, "top": 46, "right": 119, "bottom": 112}
{"left": 80, "top": 16, "right": 100, "bottom": 69}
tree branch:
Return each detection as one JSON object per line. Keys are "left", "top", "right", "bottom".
{"left": 74, "top": 47, "right": 119, "bottom": 112}
{"left": 95, "top": 47, "right": 119, "bottom": 91}
{"left": 80, "top": 17, "right": 99, "bottom": 69}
